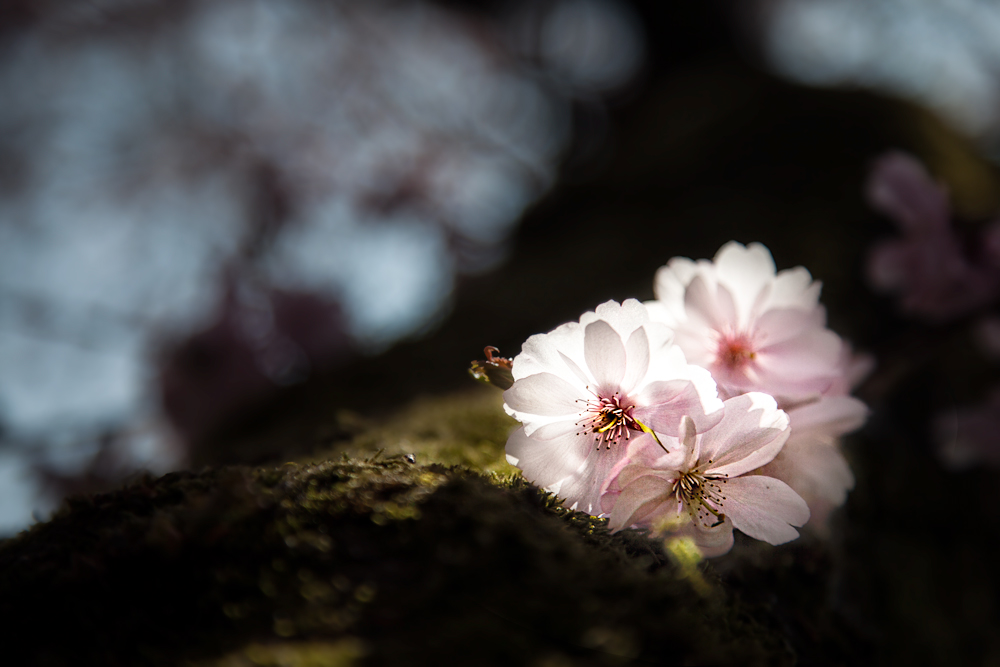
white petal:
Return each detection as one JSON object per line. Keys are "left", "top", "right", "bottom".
{"left": 556, "top": 446, "right": 629, "bottom": 515}
{"left": 513, "top": 322, "right": 585, "bottom": 381}
{"left": 593, "top": 298, "right": 650, "bottom": 338}
{"left": 504, "top": 373, "right": 585, "bottom": 418}
{"left": 584, "top": 320, "right": 627, "bottom": 392}
{"left": 652, "top": 258, "right": 700, "bottom": 320}
{"left": 684, "top": 275, "right": 735, "bottom": 332}
{"left": 714, "top": 241, "right": 776, "bottom": 325}
{"left": 766, "top": 266, "right": 821, "bottom": 311}
{"left": 505, "top": 426, "right": 592, "bottom": 488}
{"left": 697, "top": 393, "right": 790, "bottom": 478}
{"left": 621, "top": 327, "right": 650, "bottom": 395}
{"left": 721, "top": 475, "right": 810, "bottom": 545}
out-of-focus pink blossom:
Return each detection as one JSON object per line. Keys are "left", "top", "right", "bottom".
{"left": 601, "top": 394, "right": 809, "bottom": 557}
{"left": 503, "top": 299, "right": 723, "bottom": 515}
{"left": 648, "top": 241, "right": 844, "bottom": 405}
{"left": 935, "top": 389, "right": 1000, "bottom": 470}
{"left": 866, "top": 152, "right": 1000, "bottom": 320}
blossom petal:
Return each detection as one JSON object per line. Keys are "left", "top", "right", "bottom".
{"left": 697, "top": 393, "right": 790, "bottom": 478}
{"left": 758, "top": 328, "right": 843, "bottom": 377}
{"left": 513, "top": 322, "right": 585, "bottom": 381}
{"left": 556, "top": 445, "right": 629, "bottom": 515}
{"left": 621, "top": 326, "right": 650, "bottom": 395}
{"left": 761, "top": 437, "right": 854, "bottom": 507}
{"left": 714, "top": 242, "right": 776, "bottom": 324}
{"left": 504, "top": 373, "right": 585, "bottom": 417}
{"left": 691, "top": 517, "right": 736, "bottom": 557}
{"left": 766, "top": 266, "right": 822, "bottom": 311}
{"left": 789, "top": 396, "right": 868, "bottom": 435}
{"left": 591, "top": 298, "right": 650, "bottom": 337}
{"left": 505, "top": 426, "right": 591, "bottom": 487}
{"left": 653, "top": 258, "right": 700, "bottom": 318}
{"left": 606, "top": 474, "right": 670, "bottom": 531}
{"left": 584, "top": 320, "right": 626, "bottom": 392}
{"left": 754, "top": 308, "right": 824, "bottom": 348}
{"left": 684, "top": 275, "right": 734, "bottom": 332}
{"left": 721, "top": 475, "right": 809, "bottom": 545}
{"left": 633, "top": 379, "right": 724, "bottom": 436}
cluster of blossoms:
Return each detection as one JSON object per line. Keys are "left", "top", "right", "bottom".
{"left": 497, "top": 242, "right": 869, "bottom": 556}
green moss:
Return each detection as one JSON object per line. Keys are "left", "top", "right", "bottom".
{"left": 0, "top": 457, "right": 791, "bottom": 666}
{"left": 315, "top": 387, "right": 520, "bottom": 474}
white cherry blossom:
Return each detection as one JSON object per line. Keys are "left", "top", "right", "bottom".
{"left": 503, "top": 299, "right": 723, "bottom": 515}
{"left": 601, "top": 393, "right": 809, "bottom": 557}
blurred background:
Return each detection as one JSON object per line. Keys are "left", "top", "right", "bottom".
{"left": 3, "top": 3, "right": 1000, "bottom": 659}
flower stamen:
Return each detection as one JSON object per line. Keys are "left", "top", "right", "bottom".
{"left": 673, "top": 463, "right": 729, "bottom": 529}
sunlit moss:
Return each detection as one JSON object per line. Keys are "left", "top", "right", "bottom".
{"left": 315, "top": 387, "right": 520, "bottom": 474}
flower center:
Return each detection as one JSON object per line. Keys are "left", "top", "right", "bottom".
{"left": 717, "top": 333, "right": 756, "bottom": 370}
{"left": 576, "top": 391, "right": 639, "bottom": 450}
{"left": 673, "top": 465, "right": 729, "bottom": 528}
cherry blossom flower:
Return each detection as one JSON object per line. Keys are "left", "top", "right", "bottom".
{"left": 647, "top": 241, "right": 844, "bottom": 404}
{"left": 601, "top": 393, "right": 809, "bottom": 557}
{"left": 503, "top": 299, "right": 724, "bottom": 514}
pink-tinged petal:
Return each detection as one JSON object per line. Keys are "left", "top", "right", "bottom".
{"left": 754, "top": 308, "right": 824, "bottom": 347}
{"left": 761, "top": 437, "right": 854, "bottom": 508}
{"left": 504, "top": 373, "right": 585, "bottom": 417}
{"left": 788, "top": 396, "right": 869, "bottom": 436}
{"left": 584, "top": 320, "right": 626, "bottom": 392}
{"left": 633, "top": 379, "right": 724, "bottom": 436}
{"left": 721, "top": 475, "right": 809, "bottom": 545}
{"left": 698, "top": 393, "right": 790, "bottom": 478}
{"left": 505, "top": 426, "right": 592, "bottom": 488}
{"left": 620, "top": 432, "right": 685, "bottom": 471}
{"left": 607, "top": 474, "right": 671, "bottom": 531}
{"left": 621, "top": 327, "right": 650, "bottom": 395}
{"left": 758, "top": 328, "right": 843, "bottom": 375}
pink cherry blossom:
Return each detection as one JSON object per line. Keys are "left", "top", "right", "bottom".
{"left": 503, "top": 299, "right": 724, "bottom": 515}
{"left": 601, "top": 393, "right": 809, "bottom": 557}
{"left": 647, "top": 241, "right": 844, "bottom": 404}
